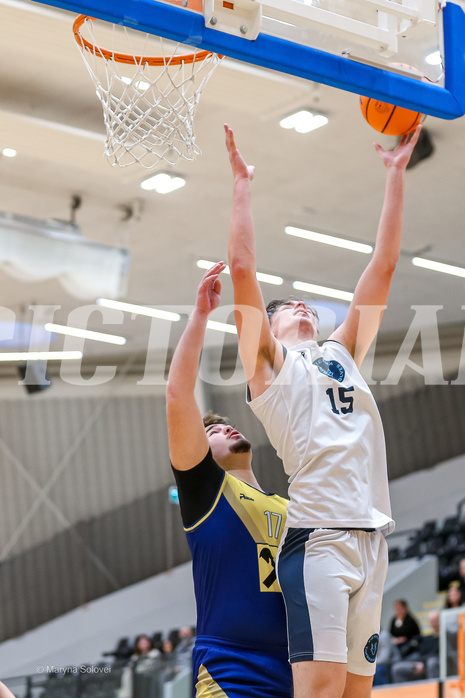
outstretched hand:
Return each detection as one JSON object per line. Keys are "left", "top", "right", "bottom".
{"left": 374, "top": 124, "right": 422, "bottom": 169}
{"left": 224, "top": 124, "right": 255, "bottom": 182}
{"left": 196, "top": 261, "right": 226, "bottom": 316}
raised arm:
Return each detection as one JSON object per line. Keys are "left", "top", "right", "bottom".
{"left": 166, "top": 262, "right": 226, "bottom": 470}
{"left": 224, "top": 124, "right": 283, "bottom": 397}
{"left": 330, "top": 125, "right": 421, "bottom": 366}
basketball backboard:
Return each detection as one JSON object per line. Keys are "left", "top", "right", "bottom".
{"left": 31, "top": 0, "right": 465, "bottom": 120}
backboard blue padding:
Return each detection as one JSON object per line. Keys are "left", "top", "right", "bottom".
{"left": 35, "top": 0, "right": 465, "bottom": 119}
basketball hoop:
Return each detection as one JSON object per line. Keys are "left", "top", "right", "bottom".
{"left": 73, "top": 15, "right": 223, "bottom": 168}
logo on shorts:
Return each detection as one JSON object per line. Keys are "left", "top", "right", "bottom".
{"left": 364, "top": 634, "right": 379, "bottom": 663}
{"left": 312, "top": 358, "right": 345, "bottom": 382}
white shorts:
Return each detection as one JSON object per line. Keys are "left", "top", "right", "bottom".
{"left": 276, "top": 527, "right": 388, "bottom": 677}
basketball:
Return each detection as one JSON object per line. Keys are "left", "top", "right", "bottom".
{"left": 359, "top": 96, "right": 424, "bottom": 136}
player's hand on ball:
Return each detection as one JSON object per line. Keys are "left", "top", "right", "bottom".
{"left": 196, "top": 261, "right": 226, "bottom": 315}
{"left": 224, "top": 124, "right": 255, "bottom": 182}
{"left": 374, "top": 124, "right": 422, "bottom": 170}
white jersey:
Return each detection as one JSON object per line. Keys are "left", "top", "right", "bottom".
{"left": 247, "top": 339, "right": 394, "bottom": 534}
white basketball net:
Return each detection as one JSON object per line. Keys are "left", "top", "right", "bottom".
{"left": 74, "top": 17, "right": 222, "bottom": 168}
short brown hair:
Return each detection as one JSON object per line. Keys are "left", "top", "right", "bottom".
{"left": 266, "top": 297, "right": 319, "bottom": 324}
{"left": 395, "top": 599, "right": 409, "bottom": 610}
{"left": 203, "top": 411, "right": 230, "bottom": 428}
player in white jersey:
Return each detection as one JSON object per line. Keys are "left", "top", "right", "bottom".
{"left": 224, "top": 123, "right": 421, "bottom": 698}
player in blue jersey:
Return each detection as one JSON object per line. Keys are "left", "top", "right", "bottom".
{"left": 224, "top": 123, "right": 421, "bottom": 698}
{"left": 166, "top": 262, "right": 292, "bottom": 698}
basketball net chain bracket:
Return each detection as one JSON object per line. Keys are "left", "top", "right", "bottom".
{"left": 203, "top": 0, "right": 262, "bottom": 40}
{"left": 206, "top": 0, "right": 437, "bottom": 57}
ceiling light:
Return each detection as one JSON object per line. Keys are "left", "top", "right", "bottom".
{"left": 0, "top": 322, "right": 51, "bottom": 349}
{"left": 140, "top": 173, "right": 185, "bottom": 193}
{"left": 2, "top": 148, "right": 17, "bottom": 158}
{"left": 0, "top": 351, "right": 82, "bottom": 362}
{"left": 97, "top": 298, "right": 181, "bottom": 322}
{"left": 121, "top": 75, "right": 150, "bottom": 91}
{"left": 280, "top": 110, "right": 328, "bottom": 133}
{"left": 425, "top": 51, "right": 441, "bottom": 66}
{"left": 207, "top": 320, "right": 237, "bottom": 334}
{"left": 285, "top": 226, "right": 372, "bottom": 254}
{"left": 44, "top": 323, "right": 126, "bottom": 346}
{"left": 256, "top": 271, "right": 284, "bottom": 285}
{"left": 412, "top": 257, "right": 465, "bottom": 278}
{"left": 196, "top": 260, "right": 283, "bottom": 285}
{"left": 197, "top": 259, "right": 229, "bottom": 273}
{"left": 293, "top": 280, "right": 353, "bottom": 302}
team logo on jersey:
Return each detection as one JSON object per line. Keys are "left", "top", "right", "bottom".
{"left": 257, "top": 545, "right": 281, "bottom": 592}
{"left": 364, "top": 634, "right": 379, "bottom": 663}
{"left": 313, "top": 358, "right": 345, "bottom": 382}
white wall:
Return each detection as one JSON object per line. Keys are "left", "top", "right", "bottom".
{"left": 381, "top": 556, "right": 438, "bottom": 629}
{"left": 0, "top": 562, "right": 196, "bottom": 680}
{"left": 389, "top": 452, "right": 465, "bottom": 534}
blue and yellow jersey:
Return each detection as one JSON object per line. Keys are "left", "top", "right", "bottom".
{"left": 173, "top": 450, "right": 292, "bottom": 698}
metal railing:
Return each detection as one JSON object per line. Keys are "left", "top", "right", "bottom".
{"left": 439, "top": 607, "right": 465, "bottom": 681}
{"left": 1, "top": 656, "right": 192, "bottom": 698}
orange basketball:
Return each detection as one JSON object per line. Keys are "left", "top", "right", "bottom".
{"left": 359, "top": 96, "right": 424, "bottom": 136}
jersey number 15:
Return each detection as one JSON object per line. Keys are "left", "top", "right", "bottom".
{"left": 325, "top": 386, "right": 354, "bottom": 415}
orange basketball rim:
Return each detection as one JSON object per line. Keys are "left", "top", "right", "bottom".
{"left": 73, "top": 13, "right": 221, "bottom": 66}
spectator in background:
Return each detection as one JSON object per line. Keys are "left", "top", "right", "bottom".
{"left": 445, "top": 585, "right": 463, "bottom": 609}
{"left": 133, "top": 635, "right": 161, "bottom": 698}
{"left": 152, "top": 631, "right": 163, "bottom": 653}
{"left": 161, "top": 639, "right": 175, "bottom": 656}
{"left": 160, "top": 638, "right": 180, "bottom": 683}
{"left": 132, "top": 634, "right": 161, "bottom": 661}
{"left": 391, "top": 610, "right": 440, "bottom": 683}
{"left": 175, "top": 626, "right": 195, "bottom": 668}
{"left": 390, "top": 600, "right": 421, "bottom": 658}
{"left": 459, "top": 559, "right": 465, "bottom": 599}
{"left": 119, "top": 634, "right": 160, "bottom": 698}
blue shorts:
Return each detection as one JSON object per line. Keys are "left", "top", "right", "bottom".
{"left": 192, "top": 636, "right": 293, "bottom": 698}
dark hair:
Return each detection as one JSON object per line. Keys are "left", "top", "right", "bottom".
{"left": 203, "top": 411, "right": 230, "bottom": 428}
{"left": 445, "top": 584, "right": 462, "bottom": 608}
{"left": 266, "top": 297, "right": 319, "bottom": 324}
{"left": 394, "top": 599, "right": 409, "bottom": 610}
{"left": 133, "top": 634, "right": 153, "bottom": 655}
